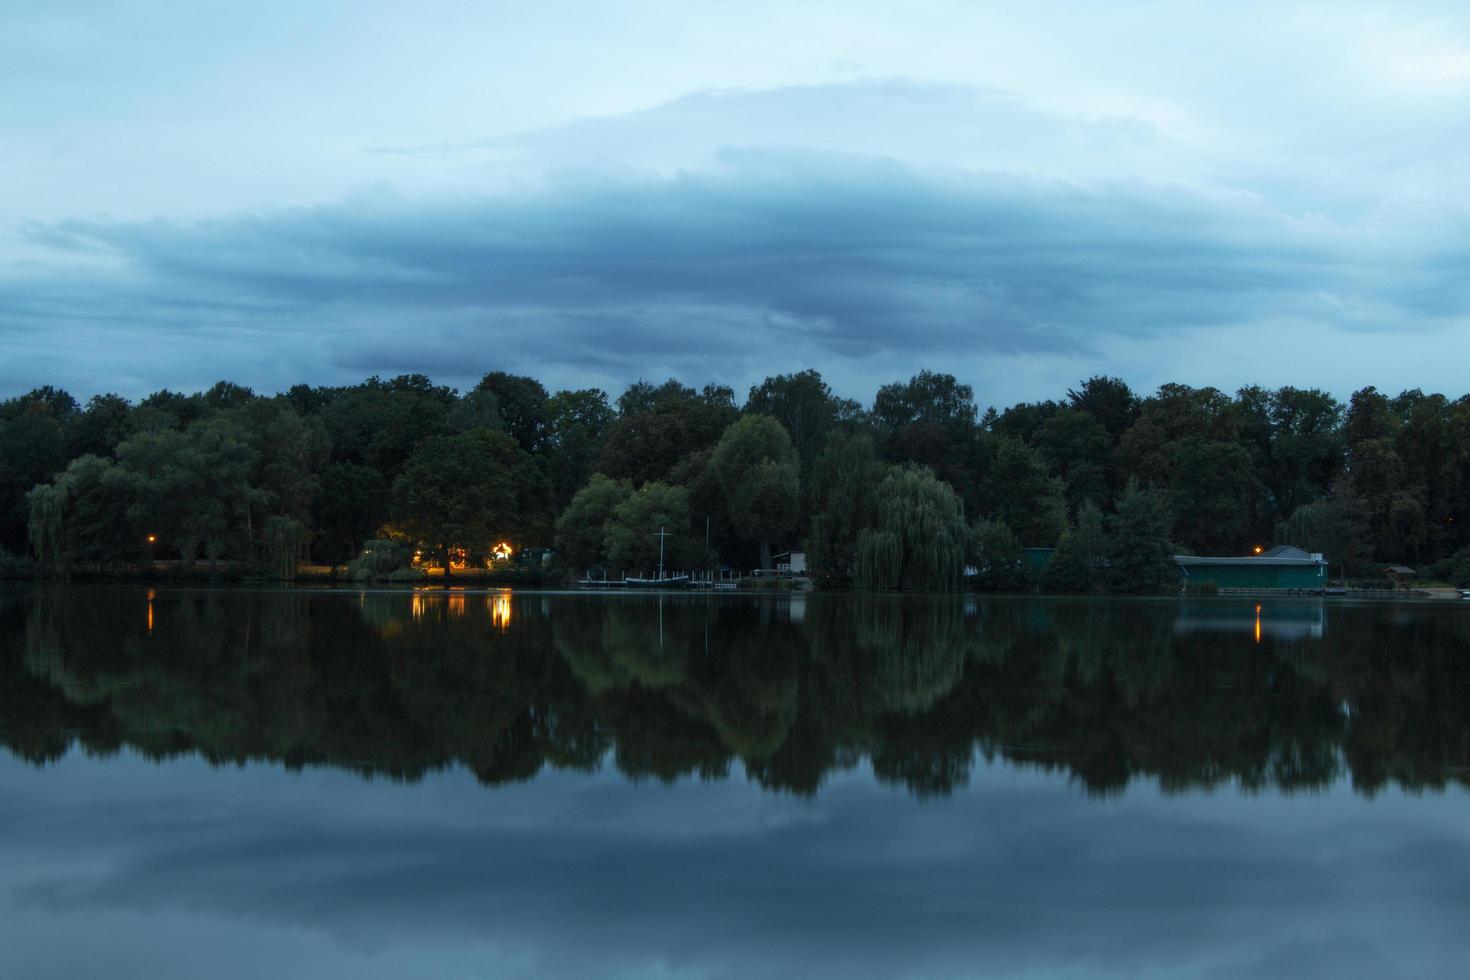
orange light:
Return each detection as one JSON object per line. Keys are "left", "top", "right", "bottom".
{"left": 491, "top": 593, "right": 512, "bottom": 629}
{"left": 146, "top": 534, "right": 156, "bottom": 544}
{"left": 491, "top": 541, "right": 514, "bottom": 561}
{"left": 1253, "top": 546, "right": 1263, "bottom": 554}
{"left": 1255, "top": 604, "right": 1262, "bottom": 645}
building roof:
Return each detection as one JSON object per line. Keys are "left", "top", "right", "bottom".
{"left": 1175, "top": 553, "right": 1326, "bottom": 567}
{"left": 1262, "top": 544, "right": 1313, "bottom": 560}
{"left": 1384, "top": 565, "right": 1417, "bottom": 575}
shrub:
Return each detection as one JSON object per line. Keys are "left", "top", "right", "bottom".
{"left": 347, "top": 539, "right": 415, "bottom": 581}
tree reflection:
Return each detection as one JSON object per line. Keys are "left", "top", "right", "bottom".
{"left": 3, "top": 587, "right": 1470, "bottom": 799}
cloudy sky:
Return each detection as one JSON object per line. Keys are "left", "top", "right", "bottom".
{"left": 4, "top": 0, "right": 1469, "bottom": 407}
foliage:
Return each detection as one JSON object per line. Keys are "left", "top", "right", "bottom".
{"left": 543, "top": 388, "right": 615, "bottom": 508}
{"left": 604, "top": 482, "right": 692, "bottom": 573}
{"left": 12, "top": 368, "right": 1470, "bottom": 586}
{"left": 1108, "top": 479, "right": 1177, "bottom": 594}
{"left": 982, "top": 437, "right": 1068, "bottom": 547}
{"left": 806, "top": 433, "right": 887, "bottom": 585}
{"left": 745, "top": 369, "right": 860, "bottom": 468}
{"left": 392, "top": 428, "right": 549, "bottom": 571}
{"left": 598, "top": 380, "right": 738, "bottom": 485}
{"left": 28, "top": 455, "right": 135, "bottom": 572}
{"left": 1276, "top": 490, "right": 1368, "bottom": 578}
{"left": 1066, "top": 375, "right": 1139, "bottom": 443}
{"left": 474, "top": 372, "right": 548, "bottom": 453}
{"left": 312, "top": 463, "right": 390, "bottom": 565}
{"left": 0, "top": 546, "right": 35, "bottom": 579}
{"left": 263, "top": 516, "right": 311, "bottom": 580}
{"left": 708, "top": 415, "right": 800, "bottom": 570}
{"left": 554, "top": 474, "right": 632, "bottom": 574}
{"left": 854, "top": 467, "right": 967, "bottom": 591}
{"left": 1042, "top": 501, "right": 1107, "bottom": 593}
{"left": 970, "top": 518, "right": 1030, "bottom": 591}
{"left": 346, "top": 538, "right": 415, "bottom": 581}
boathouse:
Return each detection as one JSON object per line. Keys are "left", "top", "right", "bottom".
{"left": 1174, "top": 545, "right": 1328, "bottom": 591}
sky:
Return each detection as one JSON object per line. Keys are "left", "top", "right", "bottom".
{"left": 3, "top": 0, "right": 1469, "bottom": 409}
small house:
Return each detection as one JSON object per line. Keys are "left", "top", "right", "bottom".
{"left": 773, "top": 551, "right": 807, "bottom": 576}
{"left": 1383, "top": 565, "right": 1418, "bottom": 588}
{"left": 1175, "top": 545, "right": 1328, "bottom": 591}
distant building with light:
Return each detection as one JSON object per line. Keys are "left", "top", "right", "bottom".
{"left": 1174, "top": 545, "right": 1328, "bottom": 591}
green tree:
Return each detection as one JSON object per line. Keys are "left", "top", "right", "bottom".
{"left": 65, "top": 393, "right": 133, "bottom": 459}
{"left": 745, "top": 369, "right": 859, "bottom": 469}
{"left": 544, "top": 388, "right": 615, "bottom": 509}
{"left": 1033, "top": 407, "right": 1114, "bottom": 511}
{"left": 599, "top": 380, "right": 739, "bottom": 485}
{"left": 1276, "top": 491, "right": 1368, "bottom": 580}
{"left": 475, "top": 372, "right": 548, "bottom": 453}
{"left": 872, "top": 370, "right": 988, "bottom": 513}
{"left": 110, "top": 417, "right": 259, "bottom": 567}
{"left": 447, "top": 387, "right": 504, "bottom": 433}
{"left": 604, "top": 482, "right": 692, "bottom": 574}
{"left": 982, "top": 437, "right": 1067, "bottom": 546}
{"left": 1109, "top": 479, "right": 1176, "bottom": 594}
{"left": 262, "top": 516, "right": 310, "bottom": 580}
{"left": 969, "top": 518, "right": 1030, "bottom": 591}
{"left": 1167, "top": 436, "right": 1261, "bottom": 554}
{"left": 709, "top": 415, "right": 800, "bottom": 570}
{"left": 1042, "top": 501, "right": 1107, "bottom": 593}
{"left": 855, "top": 467, "right": 967, "bottom": 591}
{"left": 345, "top": 538, "right": 415, "bottom": 581}
{"left": 806, "top": 432, "right": 887, "bottom": 585}
{"left": 318, "top": 376, "right": 454, "bottom": 483}
{"left": 312, "top": 463, "right": 390, "bottom": 564}
{"left": 554, "top": 474, "right": 632, "bottom": 574}
{"left": 1239, "top": 386, "right": 1345, "bottom": 524}
{"left": 392, "top": 428, "right": 549, "bottom": 572}
{"left": 27, "top": 454, "right": 136, "bottom": 573}
{"left": 0, "top": 399, "right": 70, "bottom": 553}
{"left": 1066, "top": 375, "right": 1139, "bottom": 444}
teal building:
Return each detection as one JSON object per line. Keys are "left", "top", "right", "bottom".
{"left": 1175, "top": 545, "right": 1328, "bottom": 591}
{"left": 1022, "top": 547, "right": 1055, "bottom": 572}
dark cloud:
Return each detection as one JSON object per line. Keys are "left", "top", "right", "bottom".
{"left": 3, "top": 144, "right": 1460, "bottom": 401}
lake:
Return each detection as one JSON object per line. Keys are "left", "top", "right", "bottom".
{"left": 2, "top": 586, "right": 1468, "bottom": 979}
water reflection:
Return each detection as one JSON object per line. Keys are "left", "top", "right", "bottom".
{"left": 3, "top": 587, "right": 1470, "bottom": 798}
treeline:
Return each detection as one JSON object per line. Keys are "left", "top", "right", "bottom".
{"left": 4, "top": 370, "right": 1470, "bottom": 588}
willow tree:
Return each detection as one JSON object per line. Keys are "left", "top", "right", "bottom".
{"left": 263, "top": 516, "right": 311, "bottom": 580}
{"left": 708, "top": 415, "right": 799, "bottom": 570}
{"left": 854, "top": 466, "right": 967, "bottom": 591}
{"left": 27, "top": 454, "right": 135, "bottom": 574}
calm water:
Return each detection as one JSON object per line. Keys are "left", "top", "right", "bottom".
{"left": 2, "top": 587, "right": 1469, "bottom": 979}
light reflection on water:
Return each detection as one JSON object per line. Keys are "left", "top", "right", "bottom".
{"left": 2, "top": 587, "right": 1470, "bottom": 979}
